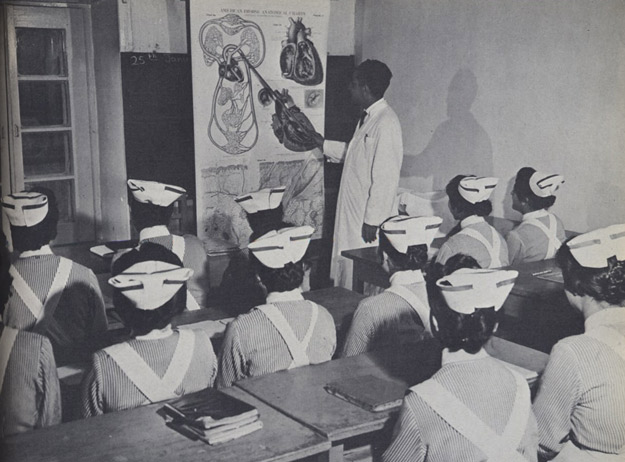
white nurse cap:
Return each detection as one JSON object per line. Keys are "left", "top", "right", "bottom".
{"left": 248, "top": 225, "right": 314, "bottom": 268}
{"left": 458, "top": 176, "right": 498, "bottom": 204}
{"left": 127, "top": 179, "right": 186, "bottom": 207}
{"left": 1, "top": 191, "right": 49, "bottom": 227}
{"left": 529, "top": 172, "right": 565, "bottom": 198}
{"left": 567, "top": 224, "right": 625, "bottom": 268}
{"left": 235, "top": 187, "right": 286, "bottom": 214}
{"left": 108, "top": 260, "right": 193, "bottom": 310}
{"left": 381, "top": 215, "right": 443, "bottom": 254}
{"left": 436, "top": 268, "right": 518, "bottom": 314}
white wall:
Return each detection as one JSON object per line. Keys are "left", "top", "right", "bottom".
{"left": 358, "top": 0, "right": 625, "bottom": 232}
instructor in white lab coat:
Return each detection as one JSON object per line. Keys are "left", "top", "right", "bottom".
{"left": 315, "top": 59, "right": 403, "bottom": 289}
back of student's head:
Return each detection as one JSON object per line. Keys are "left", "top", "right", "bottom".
{"left": 378, "top": 218, "right": 428, "bottom": 272}
{"left": 428, "top": 255, "right": 498, "bottom": 354}
{"left": 128, "top": 192, "right": 175, "bottom": 232}
{"left": 111, "top": 243, "right": 186, "bottom": 335}
{"left": 0, "top": 230, "right": 12, "bottom": 314}
{"left": 10, "top": 187, "right": 59, "bottom": 252}
{"left": 355, "top": 59, "right": 392, "bottom": 99}
{"left": 513, "top": 167, "right": 556, "bottom": 210}
{"left": 250, "top": 251, "right": 305, "bottom": 294}
{"left": 446, "top": 174, "right": 493, "bottom": 219}
{"left": 557, "top": 237, "right": 625, "bottom": 307}
{"left": 247, "top": 206, "right": 292, "bottom": 241}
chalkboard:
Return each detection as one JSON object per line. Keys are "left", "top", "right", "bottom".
{"left": 121, "top": 52, "right": 195, "bottom": 196}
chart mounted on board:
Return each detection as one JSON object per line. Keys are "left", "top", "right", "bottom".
{"left": 190, "top": 0, "right": 330, "bottom": 247}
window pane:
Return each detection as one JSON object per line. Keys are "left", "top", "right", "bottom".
{"left": 22, "top": 131, "right": 72, "bottom": 177}
{"left": 24, "top": 179, "right": 74, "bottom": 222}
{"left": 16, "top": 28, "right": 66, "bottom": 76}
{"left": 19, "top": 81, "right": 69, "bottom": 127}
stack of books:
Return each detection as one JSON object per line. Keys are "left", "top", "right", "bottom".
{"left": 162, "top": 388, "right": 262, "bottom": 445}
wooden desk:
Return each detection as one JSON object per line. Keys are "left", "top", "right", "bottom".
{"left": 53, "top": 240, "right": 136, "bottom": 275}
{"left": 1, "top": 387, "right": 330, "bottom": 462}
{"left": 235, "top": 337, "right": 546, "bottom": 459}
{"left": 510, "top": 258, "right": 564, "bottom": 299}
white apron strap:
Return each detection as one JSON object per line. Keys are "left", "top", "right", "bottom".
{"left": 461, "top": 227, "right": 502, "bottom": 268}
{"left": 524, "top": 214, "right": 561, "bottom": 258}
{"left": 39, "top": 258, "right": 73, "bottom": 326}
{"left": 8, "top": 258, "right": 72, "bottom": 325}
{"left": 585, "top": 326, "right": 625, "bottom": 363}
{"left": 9, "top": 266, "right": 44, "bottom": 320}
{"left": 104, "top": 330, "right": 195, "bottom": 403}
{"left": 257, "top": 303, "right": 317, "bottom": 368}
{"left": 170, "top": 236, "right": 200, "bottom": 312}
{"left": 171, "top": 235, "right": 186, "bottom": 261}
{"left": 412, "top": 379, "right": 528, "bottom": 462}
{"left": 0, "top": 326, "right": 19, "bottom": 396}
{"left": 385, "top": 285, "right": 431, "bottom": 333}
{"left": 501, "top": 369, "right": 532, "bottom": 450}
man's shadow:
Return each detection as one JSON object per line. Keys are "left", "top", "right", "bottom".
{"left": 401, "top": 69, "right": 494, "bottom": 191}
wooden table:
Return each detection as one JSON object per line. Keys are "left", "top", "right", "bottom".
{"left": 1, "top": 387, "right": 331, "bottom": 462}
{"left": 235, "top": 336, "right": 546, "bottom": 460}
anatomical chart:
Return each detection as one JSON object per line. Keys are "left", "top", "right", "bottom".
{"left": 191, "top": 0, "right": 330, "bottom": 247}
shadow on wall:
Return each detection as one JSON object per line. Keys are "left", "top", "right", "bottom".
{"left": 587, "top": 182, "right": 625, "bottom": 232}
{"left": 401, "top": 68, "right": 494, "bottom": 191}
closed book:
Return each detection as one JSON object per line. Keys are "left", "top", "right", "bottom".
{"left": 164, "top": 388, "right": 259, "bottom": 429}
{"left": 324, "top": 374, "right": 407, "bottom": 412}
{"left": 206, "top": 419, "right": 263, "bottom": 445}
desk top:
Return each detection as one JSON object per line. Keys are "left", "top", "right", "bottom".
{"left": 1, "top": 387, "right": 329, "bottom": 462}
{"left": 510, "top": 258, "right": 564, "bottom": 299}
{"left": 235, "top": 336, "right": 546, "bottom": 442}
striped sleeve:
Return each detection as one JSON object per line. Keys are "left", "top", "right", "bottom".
{"left": 382, "top": 393, "right": 427, "bottom": 462}
{"left": 81, "top": 353, "right": 105, "bottom": 418}
{"left": 215, "top": 322, "right": 246, "bottom": 388}
{"left": 506, "top": 230, "right": 524, "bottom": 266}
{"left": 342, "top": 299, "right": 378, "bottom": 357}
{"left": 37, "top": 335, "right": 62, "bottom": 428}
{"left": 532, "top": 342, "right": 581, "bottom": 460}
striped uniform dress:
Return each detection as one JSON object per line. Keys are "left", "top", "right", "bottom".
{"left": 0, "top": 324, "right": 61, "bottom": 438}
{"left": 506, "top": 210, "right": 566, "bottom": 265}
{"left": 383, "top": 350, "right": 538, "bottom": 462}
{"left": 216, "top": 291, "right": 337, "bottom": 388}
{"left": 533, "top": 308, "right": 625, "bottom": 460}
{"left": 4, "top": 248, "right": 107, "bottom": 365}
{"left": 138, "top": 226, "right": 209, "bottom": 309}
{"left": 342, "top": 270, "right": 430, "bottom": 357}
{"left": 436, "top": 215, "right": 510, "bottom": 269}
{"left": 81, "top": 327, "right": 217, "bottom": 417}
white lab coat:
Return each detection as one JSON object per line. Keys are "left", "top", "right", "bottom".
{"left": 324, "top": 98, "right": 403, "bottom": 289}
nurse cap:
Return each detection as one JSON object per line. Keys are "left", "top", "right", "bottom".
{"left": 436, "top": 268, "right": 518, "bottom": 314}
{"left": 235, "top": 187, "right": 286, "bottom": 214}
{"left": 108, "top": 260, "right": 193, "bottom": 310}
{"left": 1, "top": 191, "right": 49, "bottom": 227}
{"left": 248, "top": 225, "right": 314, "bottom": 269}
{"left": 381, "top": 215, "right": 443, "bottom": 254}
{"left": 529, "top": 172, "right": 565, "bottom": 198}
{"left": 127, "top": 179, "right": 186, "bottom": 207}
{"left": 458, "top": 176, "right": 498, "bottom": 204}
{"left": 567, "top": 224, "right": 625, "bottom": 268}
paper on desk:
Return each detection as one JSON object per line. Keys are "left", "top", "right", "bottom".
{"left": 534, "top": 269, "right": 564, "bottom": 284}
{"left": 90, "top": 245, "right": 115, "bottom": 258}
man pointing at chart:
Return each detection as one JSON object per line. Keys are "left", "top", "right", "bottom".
{"left": 313, "top": 59, "right": 403, "bottom": 289}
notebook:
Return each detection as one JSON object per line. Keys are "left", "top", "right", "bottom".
{"left": 163, "top": 388, "right": 259, "bottom": 429}
{"left": 324, "top": 374, "right": 407, "bottom": 412}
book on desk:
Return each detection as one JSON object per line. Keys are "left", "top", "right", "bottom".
{"left": 161, "top": 388, "right": 262, "bottom": 445}
{"left": 325, "top": 358, "right": 538, "bottom": 413}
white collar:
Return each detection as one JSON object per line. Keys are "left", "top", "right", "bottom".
{"left": 19, "top": 245, "right": 53, "bottom": 258}
{"left": 442, "top": 347, "right": 490, "bottom": 366}
{"left": 139, "top": 225, "right": 170, "bottom": 241}
{"left": 266, "top": 288, "right": 305, "bottom": 304}
{"left": 522, "top": 209, "right": 549, "bottom": 222}
{"left": 585, "top": 308, "right": 625, "bottom": 332}
{"left": 364, "top": 98, "right": 387, "bottom": 117}
{"left": 460, "top": 215, "right": 485, "bottom": 229}
{"left": 390, "top": 269, "right": 424, "bottom": 287}
{"left": 134, "top": 324, "right": 174, "bottom": 340}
